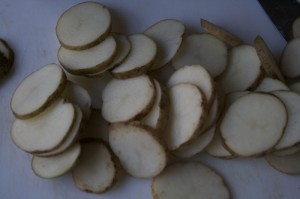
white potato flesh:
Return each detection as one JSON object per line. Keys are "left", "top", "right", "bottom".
{"left": 11, "top": 99, "right": 75, "bottom": 153}
{"left": 112, "top": 34, "right": 157, "bottom": 77}
{"left": 166, "top": 83, "right": 206, "bottom": 150}
{"left": 280, "top": 38, "right": 300, "bottom": 78}
{"left": 266, "top": 151, "right": 300, "bottom": 174}
{"left": 172, "top": 34, "right": 227, "bottom": 77}
{"left": 167, "top": 65, "right": 215, "bottom": 106}
{"left": 32, "top": 143, "right": 81, "bottom": 178}
{"left": 58, "top": 36, "right": 117, "bottom": 75}
{"left": 220, "top": 93, "right": 287, "bottom": 156}
{"left": 0, "top": 39, "right": 10, "bottom": 58}
{"left": 174, "top": 125, "right": 215, "bottom": 158}
{"left": 272, "top": 91, "right": 300, "bottom": 150}
{"left": 72, "top": 140, "right": 117, "bottom": 193}
{"left": 56, "top": 2, "right": 111, "bottom": 50}
{"left": 152, "top": 162, "right": 230, "bottom": 199}
{"left": 255, "top": 77, "right": 289, "bottom": 92}
{"left": 62, "top": 81, "right": 91, "bottom": 120}
{"left": 144, "top": 19, "right": 185, "bottom": 70}
{"left": 11, "top": 64, "right": 66, "bottom": 119}
{"left": 109, "top": 123, "right": 167, "bottom": 178}
{"left": 218, "top": 45, "right": 262, "bottom": 93}
{"left": 102, "top": 75, "right": 155, "bottom": 123}
{"left": 35, "top": 105, "right": 82, "bottom": 157}
{"left": 292, "top": 17, "right": 300, "bottom": 38}
{"left": 273, "top": 144, "right": 300, "bottom": 156}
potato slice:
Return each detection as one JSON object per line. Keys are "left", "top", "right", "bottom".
{"left": 72, "top": 139, "right": 117, "bottom": 193}
{"left": 292, "top": 17, "right": 300, "bottom": 38}
{"left": 280, "top": 38, "right": 300, "bottom": 78}
{"left": 58, "top": 36, "right": 117, "bottom": 75}
{"left": 173, "top": 125, "right": 215, "bottom": 158}
{"left": 254, "top": 36, "right": 285, "bottom": 82}
{"left": 0, "top": 38, "right": 14, "bottom": 78}
{"left": 11, "top": 64, "right": 66, "bottom": 119}
{"left": 11, "top": 99, "right": 75, "bottom": 153}
{"left": 218, "top": 45, "right": 262, "bottom": 93}
{"left": 220, "top": 92, "right": 287, "bottom": 156}
{"left": 109, "top": 122, "right": 167, "bottom": 178}
{"left": 266, "top": 151, "right": 300, "bottom": 175}
{"left": 62, "top": 81, "right": 91, "bottom": 120}
{"left": 172, "top": 34, "right": 227, "bottom": 78}
{"left": 152, "top": 162, "right": 230, "bottom": 199}
{"left": 255, "top": 77, "right": 289, "bottom": 92}
{"left": 272, "top": 144, "right": 300, "bottom": 156}
{"left": 32, "top": 143, "right": 81, "bottom": 179}
{"left": 166, "top": 83, "right": 207, "bottom": 151}
{"left": 200, "top": 19, "right": 243, "bottom": 47}
{"left": 144, "top": 19, "right": 185, "bottom": 70}
{"left": 102, "top": 75, "right": 155, "bottom": 123}
{"left": 272, "top": 91, "right": 300, "bottom": 151}
{"left": 112, "top": 34, "right": 157, "bottom": 79}
{"left": 56, "top": 2, "right": 111, "bottom": 50}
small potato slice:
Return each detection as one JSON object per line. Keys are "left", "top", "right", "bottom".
{"left": 32, "top": 143, "right": 81, "bottom": 179}
{"left": 112, "top": 34, "right": 157, "bottom": 79}
{"left": 58, "top": 36, "right": 117, "bottom": 75}
{"left": 152, "top": 162, "right": 230, "bottom": 199}
{"left": 62, "top": 81, "right": 91, "bottom": 120}
{"left": 11, "top": 99, "right": 75, "bottom": 153}
{"left": 11, "top": 64, "right": 66, "bottom": 119}
{"left": 109, "top": 122, "right": 167, "bottom": 178}
{"left": 292, "top": 17, "right": 300, "bottom": 38}
{"left": 0, "top": 38, "right": 14, "bottom": 78}
{"left": 166, "top": 83, "right": 207, "bottom": 151}
{"left": 266, "top": 151, "right": 300, "bottom": 175}
{"left": 56, "top": 2, "right": 111, "bottom": 50}
{"left": 72, "top": 139, "right": 117, "bottom": 193}
{"left": 218, "top": 45, "right": 262, "bottom": 93}
{"left": 172, "top": 34, "right": 228, "bottom": 78}
{"left": 144, "top": 19, "right": 185, "bottom": 70}
{"left": 220, "top": 92, "right": 287, "bottom": 156}
{"left": 200, "top": 19, "right": 243, "bottom": 47}
{"left": 272, "top": 91, "right": 300, "bottom": 150}
{"left": 255, "top": 77, "right": 289, "bottom": 92}
{"left": 280, "top": 38, "right": 300, "bottom": 78}
{"left": 102, "top": 75, "right": 155, "bottom": 123}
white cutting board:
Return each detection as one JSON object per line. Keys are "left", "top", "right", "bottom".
{"left": 0, "top": 0, "right": 299, "bottom": 199}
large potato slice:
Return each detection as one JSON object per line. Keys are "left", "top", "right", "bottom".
{"left": 152, "top": 162, "right": 230, "bottom": 199}
{"left": 11, "top": 64, "right": 66, "bottom": 119}
{"left": 56, "top": 2, "right": 111, "bottom": 50}
{"left": 266, "top": 151, "right": 300, "bottom": 175}
{"left": 280, "top": 38, "right": 300, "bottom": 78}
{"left": 0, "top": 38, "right": 14, "bottom": 79}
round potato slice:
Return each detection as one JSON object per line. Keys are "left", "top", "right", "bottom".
{"left": 11, "top": 98, "right": 75, "bottom": 153}
{"left": 32, "top": 143, "right": 81, "bottom": 179}
{"left": 58, "top": 36, "right": 117, "bottom": 75}
{"left": 56, "top": 2, "right": 111, "bottom": 50}
{"left": 280, "top": 38, "right": 300, "bottom": 78}
{"left": 0, "top": 38, "right": 14, "bottom": 78}
{"left": 152, "top": 162, "right": 230, "bottom": 199}
{"left": 72, "top": 139, "right": 117, "bottom": 193}
{"left": 266, "top": 151, "right": 300, "bottom": 175}
{"left": 102, "top": 75, "right": 156, "bottom": 123}
{"left": 220, "top": 92, "right": 287, "bottom": 156}
{"left": 172, "top": 34, "right": 228, "bottom": 78}
{"left": 11, "top": 64, "right": 66, "bottom": 119}
{"left": 109, "top": 122, "right": 167, "bottom": 178}
{"left": 166, "top": 83, "right": 207, "bottom": 151}
{"left": 255, "top": 77, "right": 289, "bottom": 92}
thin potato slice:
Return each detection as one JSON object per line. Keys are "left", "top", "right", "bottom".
{"left": 292, "top": 17, "right": 300, "bottom": 38}
{"left": 200, "top": 19, "right": 243, "bottom": 47}
{"left": 266, "top": 151, "right": 300, "bottom": 175}
{"left": 172, "top": 34, "right": 227, "bottom": 78}
{"left": 109, "top": 122, "right": 167, "bottom": 178}
{"left": 11, "top": 64, "right": 66, "bottom": 119}
{"left": 166, "top": 83, "right": 207, "bottom": 151}
{"left": 272, "top": 144, "right": 300, "bottom": 156}
{"left": 32, "top": 143, "right": 81, "bottom": 179}
{"left": 144, "top": 19, "right": 185, "bottom": 70}
{"left": 72, "top": 139, "right": 117, "bottom": 193}
{"left": 58, "top": 36, "right": 117, "bottom": 75}
{"left": 102, "top": 75, "right": 155, "bottom": 123}
{"left": 280, "top": 38, "right": 300, "bottom": 78}
{"left": 56, "top": 2, "right": 111, "bottom": 50}
{"left": 11, "top": 99, "right": 75, "bottom": 153}
{"left": 152, "top": 162, "right": 230, "bottom": 199}
{"left": 0, "top": 38, "right": 14, "bottom": 78}
{"left": 220, "top": 93, "right": 287, "bottom": 156}
{"left": 255, "top": 77, "right": 289, "bottom": 92}
{"left": 112, "top": 34, "right": 157, "bottom": 79}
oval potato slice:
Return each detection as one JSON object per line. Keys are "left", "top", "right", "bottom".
{"left": 266, "top": 151, "right": 300, "bottom": 175}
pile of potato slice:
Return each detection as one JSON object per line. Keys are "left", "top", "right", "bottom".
{"left": 10, "top": 1, "right": 300, "bottom": 198}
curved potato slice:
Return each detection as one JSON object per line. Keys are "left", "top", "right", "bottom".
{"left": 255, "top": 77, "right": 289, "bottom": 92}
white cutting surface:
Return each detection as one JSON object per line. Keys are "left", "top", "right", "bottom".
{"left": 0, "top": 0, "right": 299, "bottom": 199}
